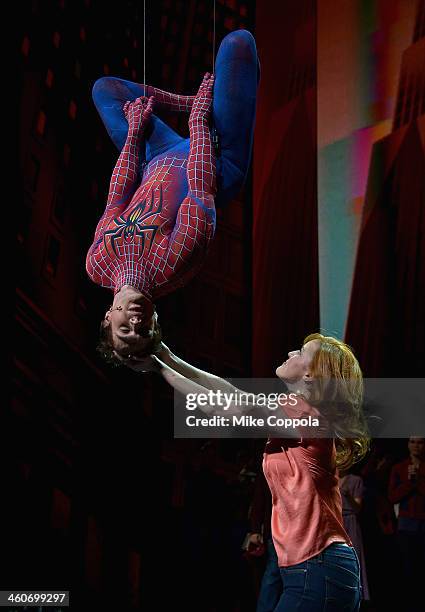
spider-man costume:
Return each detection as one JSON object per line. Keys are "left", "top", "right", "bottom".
{"left": 86, "top": 30, "right": 258, "bottom": 302}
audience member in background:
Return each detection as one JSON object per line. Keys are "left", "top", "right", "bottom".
{"left": 360, "top": 443, "right": 398, "bottom": 610}
{"left": 338, "top": 470, "right": 370, "bottom": 602}
{"left": 388, "top": 437, "right": 425, "bottom": 612}
{"left": 247, "top": 470, "right": 282, "bottom": 612}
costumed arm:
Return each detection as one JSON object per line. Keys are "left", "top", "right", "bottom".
{"left": 106, "top": 96, "right": 153, "bottom": 210}
{"left": 141, "top": 85, "right": 194, "bottom": 112}
{"left": 89, "top": 96, "right": 154, "bottom": 247}
{"left": 186, "top": 73, "right": 216, "bottom": 202}
{"left": 154, "top": 74, "right": 216, "bottom": 296}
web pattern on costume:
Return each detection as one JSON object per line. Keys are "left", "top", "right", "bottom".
{"left": 152, "top": 93, "right": 216, "bottom": 296}
{"left": 143, "top": 86, "right": 194, "bottom": 113}
{"left": 86, "top": 81, "right": 216, "bottom": 300}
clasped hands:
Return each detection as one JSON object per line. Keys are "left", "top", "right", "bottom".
{"left": 123, "top": 72, "right": 214, "bottom": 136}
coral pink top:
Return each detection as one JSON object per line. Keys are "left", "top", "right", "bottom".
{"left": 262, "top": 396, "right": 351, "bottom": 567}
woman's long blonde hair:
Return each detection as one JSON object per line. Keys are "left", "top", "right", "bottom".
{"left": 304, "top": 333, "right": 370, "bottom": 470}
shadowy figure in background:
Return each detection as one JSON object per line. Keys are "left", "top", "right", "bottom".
{"left": 338, "top": 469, "right": 370, "bottom": 603}
{"left": 388, "top": 437, "right": 425, "bottom": 612}
{"left": 247, "top": 469, "right": 282, "bottom": 612}
{"left": 360, "top": 442, "right": 398, "bottom": 610}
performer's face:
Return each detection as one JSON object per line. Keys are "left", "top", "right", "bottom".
{"left": 104, "top": 286, "right": 157, "bottom": 358}
{"left": 275, "top": 339, "right": 320, "bottom": 383}
{"left": 408, "top": 437, "right": 425, "bottom": 460}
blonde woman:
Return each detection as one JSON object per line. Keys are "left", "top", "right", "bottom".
{"left": 131, "top": 334, "right": 370, "bottom": 611}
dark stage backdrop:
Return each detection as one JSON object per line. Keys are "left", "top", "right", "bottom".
{"left": 15, "top": 1, "right": 425, "bottom": 611}
{"left": 253, "top": 0, "right": 319, "bottom": 376}
{"left": 346, "top": 1, "right": 425, "bottom": 376}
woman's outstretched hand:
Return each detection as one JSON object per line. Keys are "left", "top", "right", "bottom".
{"left": 124, "top": 350, "right": 205, "bottom": 394}
{"left": 123, "top": 354, "right": 161, "bottom": 373}
{"left": 155, "top": 356, "right": 212, "bottom": 398}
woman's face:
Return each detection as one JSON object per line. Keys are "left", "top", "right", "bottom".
{"left": 275, "top": 339, "right": 321, "bottom": 383}
{"left": 408, "top": 437, "right": 425, "bottom": 460}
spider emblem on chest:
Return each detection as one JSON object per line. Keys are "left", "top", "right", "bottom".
{"left": 103, "top": 185, "right": 163, "bottom": 258}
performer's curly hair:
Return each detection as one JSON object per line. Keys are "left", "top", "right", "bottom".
{"left": 97, "top": 317, "right": 163, "bottom": 367}
{"left": 303, "top": 333, "right": 370, "bottom": 470}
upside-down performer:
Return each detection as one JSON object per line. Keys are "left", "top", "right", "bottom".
{"left": 86, "top": 30, "right": 258, "bottom": 365}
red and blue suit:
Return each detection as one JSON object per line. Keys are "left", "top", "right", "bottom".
{"left": 86, "top": 30, "right": 259, "bottom": 301}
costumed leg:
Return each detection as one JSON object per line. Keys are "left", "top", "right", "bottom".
{"left": 91, "top": 77, "right": 185, "bottom": 164}
{"left": 213, "top": 30, "right": 259, "bottom": 206}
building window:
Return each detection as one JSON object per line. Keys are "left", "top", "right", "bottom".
{"left": 46, "top": 68, "right": 54, "bottom": 88}
{"left": 51, "top": 488, "right": 70, "bottom": 533}
{"left": 69, "top": 100, "right": 77, "bottom": 120}
{"left": 21, "top": 36, "right": 30, "bottom": 57}
{"left": 17, "top": 205, "right": 33, "bottom": 246}
{"left": 51, "top": 182, "right": 67, "bottom": 228}
{"left": 35, "top": 110, "right": 47, "bottom": 137}
{"left": 44, "top": 235, "right": 61, "bottom": 279}
{"left": 53, "top": 31, "right": 61, "bottom": 48}
{"left": 224, "top": 16, "right": 235, "bottom": 30}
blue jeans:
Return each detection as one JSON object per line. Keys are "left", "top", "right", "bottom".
{"left": 274, "top": 543, "right": 362, "bottom": 611}
{"left": 256, "top": 538, "right": 282, "bottom": 612}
